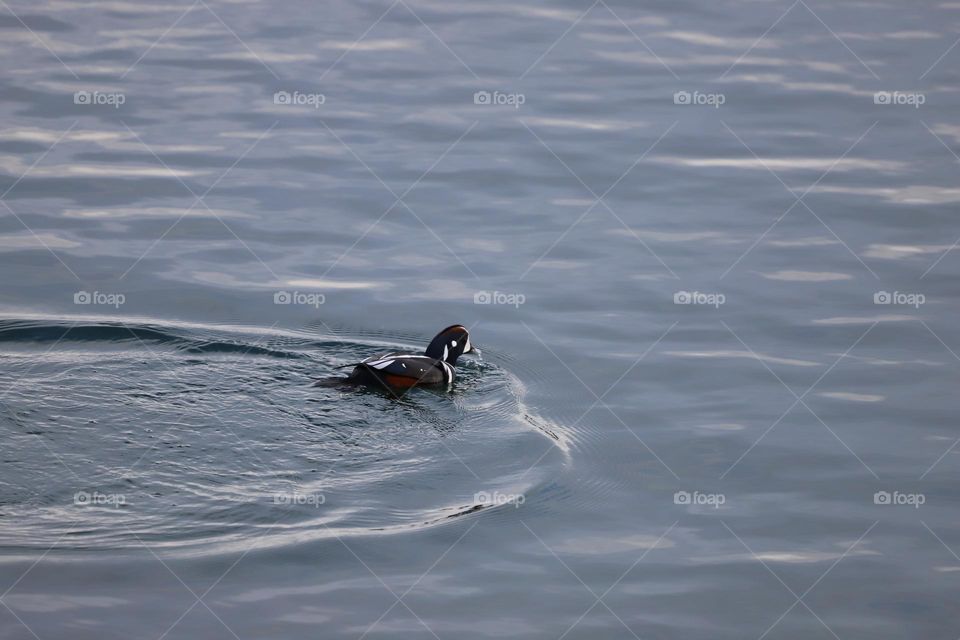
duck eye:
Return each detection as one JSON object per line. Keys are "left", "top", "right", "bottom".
{"left": 451, "top": 340, "right": 457, "bottom": 347}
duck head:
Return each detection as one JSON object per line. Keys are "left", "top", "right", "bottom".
{"left": 424, "top": 324, "right": 478, "bottom": 365}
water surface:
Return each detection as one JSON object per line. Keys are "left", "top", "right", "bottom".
{"left": 1, "top": 1, "right": 959, "bottom": 638}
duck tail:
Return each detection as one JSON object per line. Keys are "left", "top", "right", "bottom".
{"left": 313, "top": 363, "right": 362, "bottom": 386}
{"left": 312, "top": 376, "right": 353, "bottom": 387}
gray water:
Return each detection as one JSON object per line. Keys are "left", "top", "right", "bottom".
{"left": 1, "top": 1, "right": 959, "bottom": 638}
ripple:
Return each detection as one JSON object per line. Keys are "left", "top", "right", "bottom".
{"left": 0, "top": 317, "right": 570, "bottom": 556}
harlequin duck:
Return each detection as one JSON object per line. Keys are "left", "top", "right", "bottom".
{"left": 340, "top": 325, "right": 479, "bottom": 389}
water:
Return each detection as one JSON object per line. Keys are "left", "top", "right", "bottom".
{"left": 1, "top": 1, "right": 959, "bottom": 638}
{"left": 0, "top": 319, "right": 567, "bottom": 554}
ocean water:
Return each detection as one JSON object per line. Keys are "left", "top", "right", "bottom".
{"left": 1, "top": 1, "right": 959, "bottom": 638}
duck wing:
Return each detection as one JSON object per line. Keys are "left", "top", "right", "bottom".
{"left": 353, "top": 354, "right": 452, "bottom": 387}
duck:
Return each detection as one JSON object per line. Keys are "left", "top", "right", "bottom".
{"left": 339, "top": 325, "right": 479, "bottom": 389}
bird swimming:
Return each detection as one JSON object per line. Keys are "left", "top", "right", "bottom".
{"left": 320, "top": 325, "right": 479, "bottom": 390}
